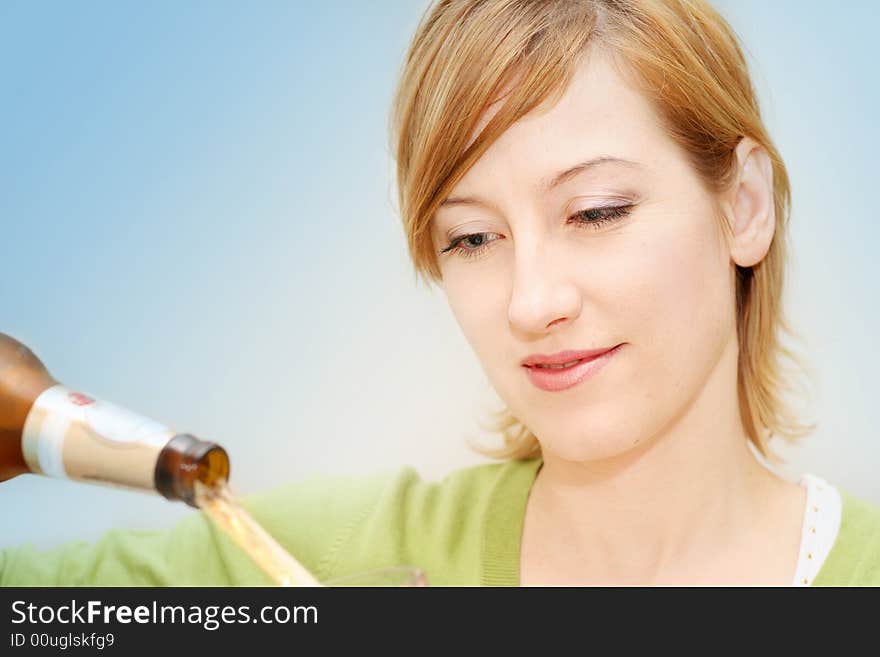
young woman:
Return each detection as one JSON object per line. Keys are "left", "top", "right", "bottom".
{"left": 3, "top": 0, "right": 879, "bottom": 586}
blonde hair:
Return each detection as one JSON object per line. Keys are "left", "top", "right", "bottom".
{"left": 389, "top": 0, "right": 814, "bottom": 465}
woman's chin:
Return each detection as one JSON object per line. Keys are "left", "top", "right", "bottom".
{"left": 537, "top": 429, "right": 647, "bottom": 464}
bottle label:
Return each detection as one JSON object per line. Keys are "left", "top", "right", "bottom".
{"left": 21, "top": 384, "right": 176, "bottom": 490}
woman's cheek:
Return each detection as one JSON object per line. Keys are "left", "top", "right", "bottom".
{"left": 628, "top": 225, "right": 733, "bottom": 408}
{"left": 605, "top": 228, "right": 705, "bottom": 370}
{"left": 445, "top": 277, "right": 507, "bottom": 364}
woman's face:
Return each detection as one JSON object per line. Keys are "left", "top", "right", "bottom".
{"left": 431, "top": 49, "right": 737, "bottom": 462}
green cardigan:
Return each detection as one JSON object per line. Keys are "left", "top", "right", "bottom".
{"left": 2, "top": 458, "right": 878, "bottom": 586}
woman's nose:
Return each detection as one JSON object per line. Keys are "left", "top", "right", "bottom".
{"left": 507, "top": 240, "right": 581, "bottom": 335}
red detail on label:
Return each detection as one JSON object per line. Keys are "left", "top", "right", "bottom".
{"left": 68, "top": 392, "right": 95, "bottom": 406}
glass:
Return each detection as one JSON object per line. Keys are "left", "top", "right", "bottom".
{"left": 323, "top": 566, "right": 429, "bottom": 587}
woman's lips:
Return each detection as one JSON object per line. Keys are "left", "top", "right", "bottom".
{"left": 523, "top": 344, "right": 622, "bottom": 392}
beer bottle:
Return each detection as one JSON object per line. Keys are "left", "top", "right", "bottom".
{"left": 0, "top": 332, "right": 229, "bottom": 507}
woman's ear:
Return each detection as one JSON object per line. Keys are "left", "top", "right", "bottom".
{"left": 724, "top": 137, "right": 776, "bottom": 267}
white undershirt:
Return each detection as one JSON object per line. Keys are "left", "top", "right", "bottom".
{"left": 790, "top": 473, "right": 841, "bottom": 586}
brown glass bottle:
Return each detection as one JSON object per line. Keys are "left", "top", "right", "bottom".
{"left": 0, "top": 332, "right": 229, "bottom": 507}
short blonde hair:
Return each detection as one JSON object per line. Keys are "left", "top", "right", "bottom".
{"left": 389, "top": 0, "right": 814, "bottom": 465}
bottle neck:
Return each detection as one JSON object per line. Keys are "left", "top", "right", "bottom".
{"left": 155, "top": 434, "right": 230, "bottom": 507}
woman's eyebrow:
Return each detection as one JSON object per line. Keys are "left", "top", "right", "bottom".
{"left": 440, "top": 156, "right": 642, "bottom": 208}
{"left": 542, "top": 155, "right": 642, "bottom": 192}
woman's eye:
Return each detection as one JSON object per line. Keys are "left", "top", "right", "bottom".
{"left": 438, "top": 204, "right": 634, "bottom": 261}
{"left": 438, "top": 232, "right": 502, "bottom": 260}
{"left": 568, "top": 204, "right": 634, "bottom": 228}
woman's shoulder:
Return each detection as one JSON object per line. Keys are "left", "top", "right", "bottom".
{"left": 245, "top": 456, "right": 539, "bottom": 517}
{"left": 243, "top": 458, "right": 541, "bottom": 584}
{"left": 813, "top": 481, "right": 880, "bottom": 586}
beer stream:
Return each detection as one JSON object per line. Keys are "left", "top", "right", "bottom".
{"left": 194, "top": 480, "right": 322, "bottom": 587}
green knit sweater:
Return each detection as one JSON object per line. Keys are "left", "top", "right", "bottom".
{"left": 2, "top": 458, "right": 879, "bottom": 586}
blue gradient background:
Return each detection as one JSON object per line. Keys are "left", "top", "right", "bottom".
{"left": 1, "top": 1, "right": 877, "bottom": 550}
